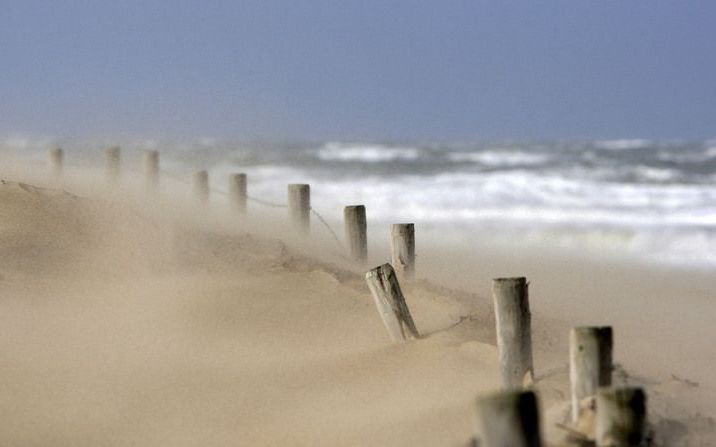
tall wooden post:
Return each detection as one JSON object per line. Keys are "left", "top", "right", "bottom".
{"left": 570, "top": 326, "right": 613, "bottom": 423}
{"left": 344, "top": 205, "right": 367, "bottom": 263}
{"left": 475, "top": 389, "right": 542, "bottom": 447}
{"left": 229, "top": 173, "right": 247, "bottom": 215}
{"left": 143, "top": 150, "right": 159, "bottom": 191}
{"left": 492, "top": 277, "right": 533, "bottom": 388}
{"left": 105, "top": 146, "right": 121, "bottom": 182}
{"left": 365, "top": 263, "right": 419, "bottom": 342}
{"left": 288, "top": 184, "right": 310, "bottom": 234}
{"left": 48, "top": 147, "right": 63, "bottom": 177}
{"left": 596, "top": 387, "right": 647, "bottom": 447}
{"left": 193, "top": 170, "right": 209, "bottom": 205}
{"left": 390, "top": 223, "right": 415, "bottom": 278}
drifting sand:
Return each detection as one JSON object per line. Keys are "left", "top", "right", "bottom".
{"left": 0, "top": 160, "right": 714, "bottom": 446}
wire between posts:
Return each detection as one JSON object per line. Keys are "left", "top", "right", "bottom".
{"left": 311, "top": 208, "right": 345, "bottom": 250}
{"left": 158, "top": 168, "right": 345, "bottom": 251}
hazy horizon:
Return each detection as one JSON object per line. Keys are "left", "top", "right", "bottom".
{"left": 2, "top": 1, "right": 716, "bottom": 140}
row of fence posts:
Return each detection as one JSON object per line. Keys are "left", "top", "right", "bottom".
{"left": 47, "top": 147, "right": 417, "bottom": 263}
{"left": 363, "top": 257, "right": 646, "bottom": 445}
{"left": 46, "top": 146, "right": 646, "bottom": 446}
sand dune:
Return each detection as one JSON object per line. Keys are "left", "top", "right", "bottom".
{"left": 0, "top": 173, "right": 714, "bottom": 446}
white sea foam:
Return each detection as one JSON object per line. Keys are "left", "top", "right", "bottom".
{"left": 633, "top": 166, "right": 679, "bottom": 182}
{"left": 594, "top": 139, "right": 650, "bottom": 151}
{"left": 297, "top": 170, "right": 716, "bottom": 227}
{"left": 448, "top": 149, "right": 550, "bottom": 166}
{"left": 656, "top": 147, "right": 716, "bottom": 163}
{"left": 316, "top": 142, "right": 420, "bottom": 162}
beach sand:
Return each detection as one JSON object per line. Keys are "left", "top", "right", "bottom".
{"left": 0, "top": 163, "right": 714, "bottom": 446}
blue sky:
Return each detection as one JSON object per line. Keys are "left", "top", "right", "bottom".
{"left": 1, "top": 1, "right": 715, "bottom": 140}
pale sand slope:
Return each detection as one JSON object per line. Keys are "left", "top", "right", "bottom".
{"left": 0, "top": 178, "right": 714, "bottom": 446}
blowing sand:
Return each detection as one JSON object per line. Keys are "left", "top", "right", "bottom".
{"left": 0, "top": 161, "right": 715, "bottom": 446}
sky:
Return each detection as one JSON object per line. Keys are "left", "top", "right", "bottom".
{"left": 1, "top": 0, "right": 715, "bottom": 141}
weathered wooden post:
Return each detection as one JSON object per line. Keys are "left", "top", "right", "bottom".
{"left": 390, "top": 223, "right": 415, "bottom": 278}
{"left": 344, "top": 205, "right": 367, "bottom": 263}
{"left": 492, "top": 277, "right": 533, "bottom": 388}
{"left": 570, "top": 326, "right": 613, "bottom": 424}
{"left": 229, "top": 173, "right": 247, "bottom": 215}
{"left": 288, "top": 184, "right": 310, "bottom": 234}
{"left": 105, "top": 146, "right": 121, "bottom": 182}
{"left": 475, "top": 389, "right": 542, "bottom": 447}
{"left": 193, "top": 170, "right": 209, "bottom": 205}
{"left": 365, "top": 263, "right": 419, "bottom": 342}
{"left": 596, "top": 387, "right": 647, "bottom": 447}
{"left": 48, "top": 147, "right": 63, "bottom": 177}
{"left": 143, "top": 150, "right": 160, "bottom": 191}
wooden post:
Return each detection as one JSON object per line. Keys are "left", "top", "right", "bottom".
{"left": 229, "top": 173, "right": 247, "bottom": 215}
{"left": 344, "top": 205, "right": 367, "bottom": 263}
{"left": 193, "top": 170, "right": 209, "bottom": 205}
{"left": 570, "top": 326, "right": 613, "bottom": 423}
{"left": 288, "top": 184, "right": 310, "bottom": 234}
{"left": 492, "top": 277, "right": 533, "bottom": 388}
{"left": 475, "top": 389, "right": 542, "bottom": 447}
{"left": 365, "top": 263, "right": 419, "bottom": 342}
{"left": 596, "top": 387, "right": 647, "bottom": 447}
{"left": 48, "top": 147, "right": 63, "bottom": 177}
{"left": 105, "top": 146, "right": 121, "bottom": 182}
{"left": 390, "top": 223, "right": 415, "bottom": 278}
{"left": 143, "top": 150, "right": 159, "bottom": 191}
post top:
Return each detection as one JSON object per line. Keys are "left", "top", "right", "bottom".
{"left": 493, "top": 276, "right": 527, "bottom": 283}
{"left": 365, "top": 263, "right": 393, "bottom": 279}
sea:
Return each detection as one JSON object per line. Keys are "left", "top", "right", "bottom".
{"left": 5, "top": 136, "right": 716, "bottom": 269}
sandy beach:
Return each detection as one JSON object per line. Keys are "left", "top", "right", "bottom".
{"left": 3, "top": 1, "right": 715, "bottom": 444}
{"left": 0, "top": 156, "right": 713, "bottom": 446}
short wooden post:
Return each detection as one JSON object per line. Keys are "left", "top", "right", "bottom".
{"left": 390, "top": 223, "right": 415, "bottom": 278}
{"left": 365, "top": 263, "right": 419, "bottom": 342}
{"left": 475, "top": 389, "right": 542, "bottom": 447}
{"left": 344, "top": 205, "right": 367, "bottom": 263}
{"left": 570, "top": 326, "right": 613, "bottom": 423}
{"left": 492, "top": 277, "right": 533, "bottom": 388}
{"left": 596, "top": 387, "right": 647, "bottom": 447}
{"left": 143, "top": 150, "right": 159, "bottom": 191}
{"left": 105, "top": 146, "right": 121, "bottom": 182}
{"left": 48, "top": 147, "right": 64, "bottom": 177}
{"left": 229, "top": 173, "right": 247, "bottom": 214}
{"left": 193, "top": 170, "right": 209, "bottom": 205}
{"left": 288, "top": 184, "right": 310, "bottom": 234}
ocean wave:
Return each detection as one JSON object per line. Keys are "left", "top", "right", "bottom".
{"left": 594, "top": 139, "right": 651, "bottom": 151}
{"left": 632, "top": 166, "right": 680, "bottom": 182}
{"left": 298, "top": 170, "right": 716, "bottom": 228}
{"left": 315, "top": 142, "right": 420, "bottom": 162}
{"left": 656, "top": 147, "right": 716, "bottom": 163}
{"left": 448, "top": 149, "right": 550, "bottom": 167}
